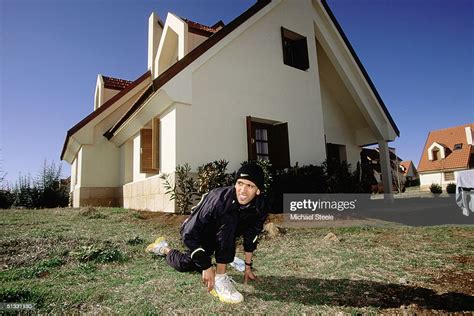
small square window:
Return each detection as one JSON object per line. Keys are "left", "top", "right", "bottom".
{"left": 454, "top": 143, "right": 462, "bottom": 150}
{"left": 281, "top": 27, "right": 309, "bottom": 71}
{"left": 444, "top": 172, "right": 454, "bottom": 181}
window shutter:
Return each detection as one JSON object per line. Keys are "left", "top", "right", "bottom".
{"left": 152, "top": 117, "right": 160, "bottom": 171}
{"left": 246, "top": 116, "right": 256, "bottom": 161}
{"left": 269, "top": 122, "right": 290, "bottom": 168}
{"left": 140, "top": 129, "right": 156, "bottom": 174}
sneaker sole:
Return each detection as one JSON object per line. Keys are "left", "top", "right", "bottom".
{"left": 209, "top": 289, "right": 243, "bottom": 304}
{"left": 145, "top": 237, "right": 167, "bottom": 256}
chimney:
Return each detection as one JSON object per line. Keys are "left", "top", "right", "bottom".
{"left": 466, "top": 126, "right": 473, "bottom": 145}
{"left": 148, "top": 12, "right": 163, "bottom": 77}
{"left": 94, "top": 74, "right": 104, "bottom": 111}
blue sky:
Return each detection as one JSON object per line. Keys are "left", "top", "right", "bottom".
{"left": 1, "top": 0, "right": 472, "bottom": 186}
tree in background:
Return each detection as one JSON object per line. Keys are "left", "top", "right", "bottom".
{"left": 0, "top": 160, "right": 69, "bottom": 209}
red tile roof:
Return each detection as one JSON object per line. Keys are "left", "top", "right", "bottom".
{"left": 400, "top": 160, "right": 413, "bottom": 175}
{"left": 183, "top": 18, "right": 224, "bottom": 37}
{"left": 103, "top": 76, "right": 133, "bottom": 90}
{"left": 418, "top": 124, "right": 474, "bottom": 173}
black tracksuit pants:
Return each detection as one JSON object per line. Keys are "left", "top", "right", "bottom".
{"left": 166, "top": 247, "right": 216, "bottom": 272}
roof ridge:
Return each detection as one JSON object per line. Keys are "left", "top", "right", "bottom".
{"left": 429, "top": 123, "right": 474, "bottom": 133}
{"left": 105, "top": 0, "right": 272, "bottom": 140}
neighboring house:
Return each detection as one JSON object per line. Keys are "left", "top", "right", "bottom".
{"left": 61, "top": 0, "right": 399, "bottom": 212}
{"left": 400, "top": 160, "right": 418, "bottom": 181}
{"left": 361, "top": 147, "right": 406, "bottom": 192}
{"left": 418, "top": 124, "right": 474, "bottom": 190}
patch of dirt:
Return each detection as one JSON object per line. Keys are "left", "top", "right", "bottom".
{"left": 434, "top": 269, "right": 474, "bottom": 296}
{"left": 79, "top": 207, "right": 107, "bottom": 219}
{"left": 452, "top": 255, "right": 474, "bottom": 265}
{"left": 323, "top": 232, "right": 340, "bottom": 242}
{"left": 263, "top": 222, "right": 286, "bottom": 238}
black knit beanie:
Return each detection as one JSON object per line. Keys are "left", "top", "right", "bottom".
{"left": 235, "top": 163, "right": 265, "bottom": 191}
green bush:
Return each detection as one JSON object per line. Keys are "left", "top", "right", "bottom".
{"left": 197, "top": 159, "right": 233, "bottom": 194}
{"left": 0, "top": 189, "right": 14, "bottom": 209}
{"left": 160, "top": 163, "right": 199, "bottom": 214}
{"left": 430, "top": 183, "right": 442, "bottom": 194}
{"left": 11, "top": 161, "right": 69, "bottom": 209}
{"left": 446, "top": 182, "right": 456, "bottom": 194}
{"left": 405, "top": 178, "right": 420, "bottom": 187}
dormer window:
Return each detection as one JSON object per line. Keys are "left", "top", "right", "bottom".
{"left": 428, "top": 142, "right": 446, "bottom": 161}
{"left": 454, "top": 143, "right": 463, "bottom": 150}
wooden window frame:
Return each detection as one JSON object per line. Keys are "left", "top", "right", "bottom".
{"left": 444, "top": 172, "right": 454, "bottom": 182}
{"left": 246, "top": 116, "right": 290, "bottom": 168}
{"left": 281, "top": 27, "right": 309, "bottom": 71}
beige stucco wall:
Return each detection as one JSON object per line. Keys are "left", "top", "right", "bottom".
{"left": 155, "top": 13, "right": 188, "bottom": 77}
{"left": 188, "top": 32, "right": 208, "bottom": 52}
{"left": 420, "top": 171, "right": 460, "bottom": 190}
{"left": 173, "top": 0, "right": 327, "bottom": 172}
{"left": 80, "top": 141, "right": 120, "bottom": 187}
{"left": 118, "top": 139, "right": 133, "bottom": 185}
{"left": 132, "top": 133, "right": 147, "bottom": 182}
{"left": 320, "top": 77, "right": 363, "bottom": 167}
{"left": 70, "top": 158, "right": 77, "bottom": 193}
{"left": 161, "top": 107, "right": 177, "bottom": 174}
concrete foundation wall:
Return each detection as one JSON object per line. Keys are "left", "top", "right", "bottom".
{"left": 72, "top": 186, "right": 121, "bottom": 207}
{"left": 71, "top": 173, "right": 176, "bottom": 213}
{"left": 122, "top": 174, "right": 176, "bottom": 213}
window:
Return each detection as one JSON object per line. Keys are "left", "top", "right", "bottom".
{"left": 454, "top": 143, "right": 463, "bottom": 150}
{"left": 281, "top": 27, "right": 309, "bottom": 71}
{"left": 444, "top": 172, "right": 454, "bottom": 181}
{"left": 140, "top": 117, "right": 160, "bottom": 174}
{"left": 432, "top": 148, "right": 439, "bottom": 161}
{"left": 246, "top": 116, "right": 290, "bottom": 168}
{"left": 326, "top": 143, "right": 347, "bottom": 165}
{"left": 255, "top": 127, "right": 270, "bottom": 161}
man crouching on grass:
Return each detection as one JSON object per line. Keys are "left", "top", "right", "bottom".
{"left": 150, "top": 163, "right": 268, "bottom": 304}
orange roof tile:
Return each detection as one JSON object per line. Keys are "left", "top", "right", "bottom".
{"left": 400, "top": 160, "right": 413, "bottom": 174}
{"left": 182, "top": 18, "right": 223, "bottom": 37}
{"left": 418, "top": 124, "right": 474, "bottom": 173}
{"left": 103, "top": 76, "right": 133, "bottom": 90}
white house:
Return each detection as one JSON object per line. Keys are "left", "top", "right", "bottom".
{"left": 418, "top": 124, "right": 474, "bottom": 190}
{"left": 61, "top": 0, "right": 400, "bottom": 212}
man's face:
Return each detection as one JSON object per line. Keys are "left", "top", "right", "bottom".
{"left": 234, "top": 179, "right": 260, "bottom": 205}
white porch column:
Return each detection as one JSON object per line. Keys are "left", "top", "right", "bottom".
{"left": 378, "top": 141, "right": 394, "bottom": 203}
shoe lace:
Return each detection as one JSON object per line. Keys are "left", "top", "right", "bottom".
{"left": 218, "top": 275, "right": 238, "bottom": 295}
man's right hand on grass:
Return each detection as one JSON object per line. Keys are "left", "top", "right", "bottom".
{"left": 202, "top": 267, "right": 215, "bottom": 291}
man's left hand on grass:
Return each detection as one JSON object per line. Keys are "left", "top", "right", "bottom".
{"left": 243, "top": 268, "right": 259, "bottom": 284}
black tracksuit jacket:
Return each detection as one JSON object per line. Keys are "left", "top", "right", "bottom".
{"left": 180, "top": 186, "right": 268, "bottom": 270}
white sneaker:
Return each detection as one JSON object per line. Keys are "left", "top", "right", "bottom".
{"left": 210, "top": 274, "right": 244, "bottom": 304}
{"left": 145, "top": 237, "right": 168, "bottom": 256}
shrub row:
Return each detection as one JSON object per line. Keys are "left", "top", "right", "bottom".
{"left": 430, "top": 183, "right": 456, "bottom": 194}
{"left": 164, "top": 159, "right": 374, "bottom": 213}
{"left": 0, "top": 161, "right": 69, "bottom": 209}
